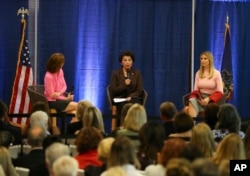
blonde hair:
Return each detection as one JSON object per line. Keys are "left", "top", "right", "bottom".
{"left": 213, "top": 133, "right": 246, "bottom": 166}
{"left": 124, "top": 103, "right": 147, "bottom": 131}
{"left": 97, "top": 137, "right": 115, "bottom": 163}
{"left": 166, "top": 158, "right": 193, "bottom": 176}
{"left": 105, "top": 166, "right": 126, "bottom": 176}
{"left": 83, "top": 106, "right": 105, "bottom": 132}
{"left": 198, "top": 51, "right": 215, "bottom": 79}
{"left": 76, "top": 100, "right": 93, "bottom": 121}
{"left": 190, "top": 123, "right": 216, "bottom": 158}
{"left": 0, "top": 146, "right": 17, "bottom": 176}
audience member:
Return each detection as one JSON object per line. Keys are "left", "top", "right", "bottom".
{"left": 109, "top": 50, "right": 144, "bottom": 126}
{"left": 113, "top": 103, "right": 147, "bottom": 148}
{"left": 52, "top": 155, "right": 79, "bottom": 176}
{"left": 84, "top": 137, "right": 115, "bottom": 176}
{"left": 166, "top": 158, "right": 194, "bottom": 176}
{"left": 244, "top": 123, "right": 250, "bottom": 159}
{"left": 101, "top": 136, "right": 142, "bottom": 176}
{"left": 30, "top": 101, "right": 61, "bottom": 135}
{"left": 0, "top": 165, "right": 5, "bottom": 176}
{"left": 0, "top": 131, "right": 14, "bottom": 148}
{"left": 45, "top": 142, "right": 71, "bottom": 175}
{"left": 105, "top": 166, "right": 126, "bottom": 176}
{"left": 42, "top": 135, "right": 63, "bottom": 151}
{"left": 82, "top": 106, "right": 107, "bottom": 137}
{"left": 218, "top": 159, "right": 230, "bottom": 176}
{"left": 180, "top": 144, "right": 204, "bottom": 162}
{"left": 0, "top": 100, "right": 22, "bottom": 144}
{"left": 75, "top": 127, "right": 103, "bottom": 169}
{"left": 0, "top": 146, "right": 18, "bottom": 176}
{"left": 13, "top": 125, "right": 48, "bottom": 176}
{"left": 184, "top": 51, "right": 224, "bottom": 118}
{"left": 145, "top": 138, "right": 187, "bottom": 176}
{"left": 203, "top": 103, "right": 219, "bottom": 130}
{"left": 168, "top": 112, "right": 194, "bottom": 142}
{"left": 67, "top": 100, "right": 93, "bottom": 135}
{"left": 159, "top": 101, "right": 177, "bottom": 137}
{"left": 213, "top": 133, "right": 246, "bottom": 166}
{"left": 190, "top": 122, "right": 216, "bottom": 158}
{"left": 212, "top": 103, "right": 245, "bottom": 143}
{"left": 192, "top": 158, "right": 219, "bottom": 176}
{"left": 137, "top": 121, "right": 165, "bottom": 170}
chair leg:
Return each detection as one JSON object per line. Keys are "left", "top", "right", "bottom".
{"left": 111, "top": 106, "right": 117, "bottom": 131}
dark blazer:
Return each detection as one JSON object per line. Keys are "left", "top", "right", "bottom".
{"left": 13, "top": 149, "right": 49, "bottom": 176}
{"left": 0, "top": 121, "right": 22, "bottom": 145}
{"left": 110, "top": 67, "right": 143, "bottom": 99}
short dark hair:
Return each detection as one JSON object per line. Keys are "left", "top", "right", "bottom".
{"left": 174, "top": 112, "right": 194, "bottom": 133}
{"left": 119, "top": 50, "right": 135, "bottom": 62}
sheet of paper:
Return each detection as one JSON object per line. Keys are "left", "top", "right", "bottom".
{"left": 113, "top": 98, "right": 127, "bottom": 103}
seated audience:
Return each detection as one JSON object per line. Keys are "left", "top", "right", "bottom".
{"left": 67, "top": 100, "right": 93, "bottom": 135}
{"left": 244, "top": 123, "right": 250, "bottom": 159}
{"left": 113, "top": 103, "right": 147, "bottom": 148}
{"left": 159, "top": 101, "right": 177, "bottom": 137}
{"left": 213, "top": 133, "right": 246, "bottom": 166}
{"left": 137, "top": 121, "right": 165, "bottom": 170}
{"left": 13, "top": 125, "right": 48, "bottom": 176}
{"left": 145, "top": 138, "right": 187, "bottom": 176}
{"left": 45, "top": 142, "right": 71, "bottom": 175}
{"left": 30, "top": 101, "right": 61, "bottom": 135}
{"left": 0, "top": 146, "right": 18, "bottom": 176}
{"left": 203, "top": 103, "right": 219, "bottom": 130}
{"left": 189, "top": 122, "right": 216, "bottom": 158}
{"left": 218, "top": 159, "right": 230, "bottom": 176}
{"left": 192, "top": 158, "right": 219, "bottom": 176}
{"left": 42, "top": 135, "right": 63, "bottom": 151}
{"left": 168, "top": 112, "right": 194, "bottom": 142}
{"left": 82, "top": 106, "right": 107, "bottom": 137}
{"left": 52, "top": 155, "right": 79, "bottom": 176}
{"left": 101, "top": 136, "right": 142, "bottom": 176}
{"left": 212, "top": 103, "right": 245, "bottom": 143}
{"left": 0, "top": 131, "right": 14, "bottom": 148}
{"left": 0, "top": 100, "right": 22, "bottom": 144}
{"left": 75, "top": 127, "right": 103, "bottom": 169}
{"left": 84, "top": 137, "right": 115, "bottom": 176}
{"left": 166, "top": 158, "right": 193, "bottom": 176}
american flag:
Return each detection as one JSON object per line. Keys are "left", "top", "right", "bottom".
{"left": 9, "top": 19, "right": 33, "bottom": 125}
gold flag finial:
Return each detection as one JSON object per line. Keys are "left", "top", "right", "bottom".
{"left": 17, "top": 7, "right": 29, "bottom": 20}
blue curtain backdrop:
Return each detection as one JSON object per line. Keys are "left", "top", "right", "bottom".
{"left": 1, "top": 0, "right": 250, "bottom": 120}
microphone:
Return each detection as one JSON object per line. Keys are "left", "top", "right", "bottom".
{"left": 126, "top": 69, "right": 130, "bottom": 79}
{"left": 69, "top": 86, "right": 74, "bottom": 95}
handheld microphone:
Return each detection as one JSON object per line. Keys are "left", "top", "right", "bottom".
{"left": 69, "top": 86, "right": 74, "bottom": 95}
{"left": 126, "top": 69, "right": 130, "bottom": 79}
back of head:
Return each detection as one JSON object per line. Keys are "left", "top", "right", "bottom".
{"left": 166, "top": 158, "right": 193, "bottom": 176}
{"left": 76, "top": 100, "right": 93, "bottom": 121}
{"left": 0, "top": 131, "right": 14, "bottom": 148}
{"left": 190, "top": 123, "right": 216, "bottom": 158}
{"left": 204, "top": 103, "right": 219, "bottom": 130}
{"left": 214, "top": 133, "right": 246, "bottom": 165}
{"left": 0, "top": 165, "right": 5, "bottom": 176}
{"left": 28, "top": 125, "right": 47, "bottom": 147}
{"left": 52, "top": 155, "right": 79, "bottom": 176}
{"left": 161, "top": 138, "right": 187, "bottom": 166}
{"left": 43, "top": 135, "right": 63, "bottom": 150}
{"left": 216, "top": 104, "right": 241, "bottom": 133}
{"left": 45, "top": 142, "right": 70, "bottom": 168}
{"left": 192, "top": 158, "right": 219, "bottom": 176}
{"left": 31, "top": 101, "right": 50, "bottom": 115}
{"left": 174, "top": 112, "right": 194, "bottom": 133}
{"left": 120, "top": 103, "right": 133, "bottom": 126}
{"left": 138, "top": 121, "right": 165, "bottom": 160}
{"left": 108, "top": 136, "right": 140, "bottom": 169}
{"left": 160, "top": 101, "right": 177, "bottom": 120}
{"left": 75, "top": 127, "right": 103, "bottom": 153}
{"left": 124, "top": 103, "right": 147, "bottom": 131}
{"left": 97, "top": 137, "right": 115, "bottom": 163}
{"left": 83, "top": 106, "right": 105, "bottom": 132}
{"left": 30, "top": 110, "right": 49, "bottom": 129}
{"left": 105, "top": 166, "right": 126, "bottom": 176}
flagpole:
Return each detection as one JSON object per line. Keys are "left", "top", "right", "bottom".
{"left": 191, "top": 0, "right": 195, "bottom": 91}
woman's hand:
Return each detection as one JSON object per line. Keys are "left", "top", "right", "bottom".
{"left": 126, "top": 97, "right": 132, "bottom": 102}
{"left": 52, "top": 92, "right": 61, "bottom": 99}
{"left": 198, "top": 97, "right": 210, "bottom": 106}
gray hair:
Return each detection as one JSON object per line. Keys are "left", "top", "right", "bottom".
{"left": 52, "top": 155, "right": 78, "bottom": 176}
